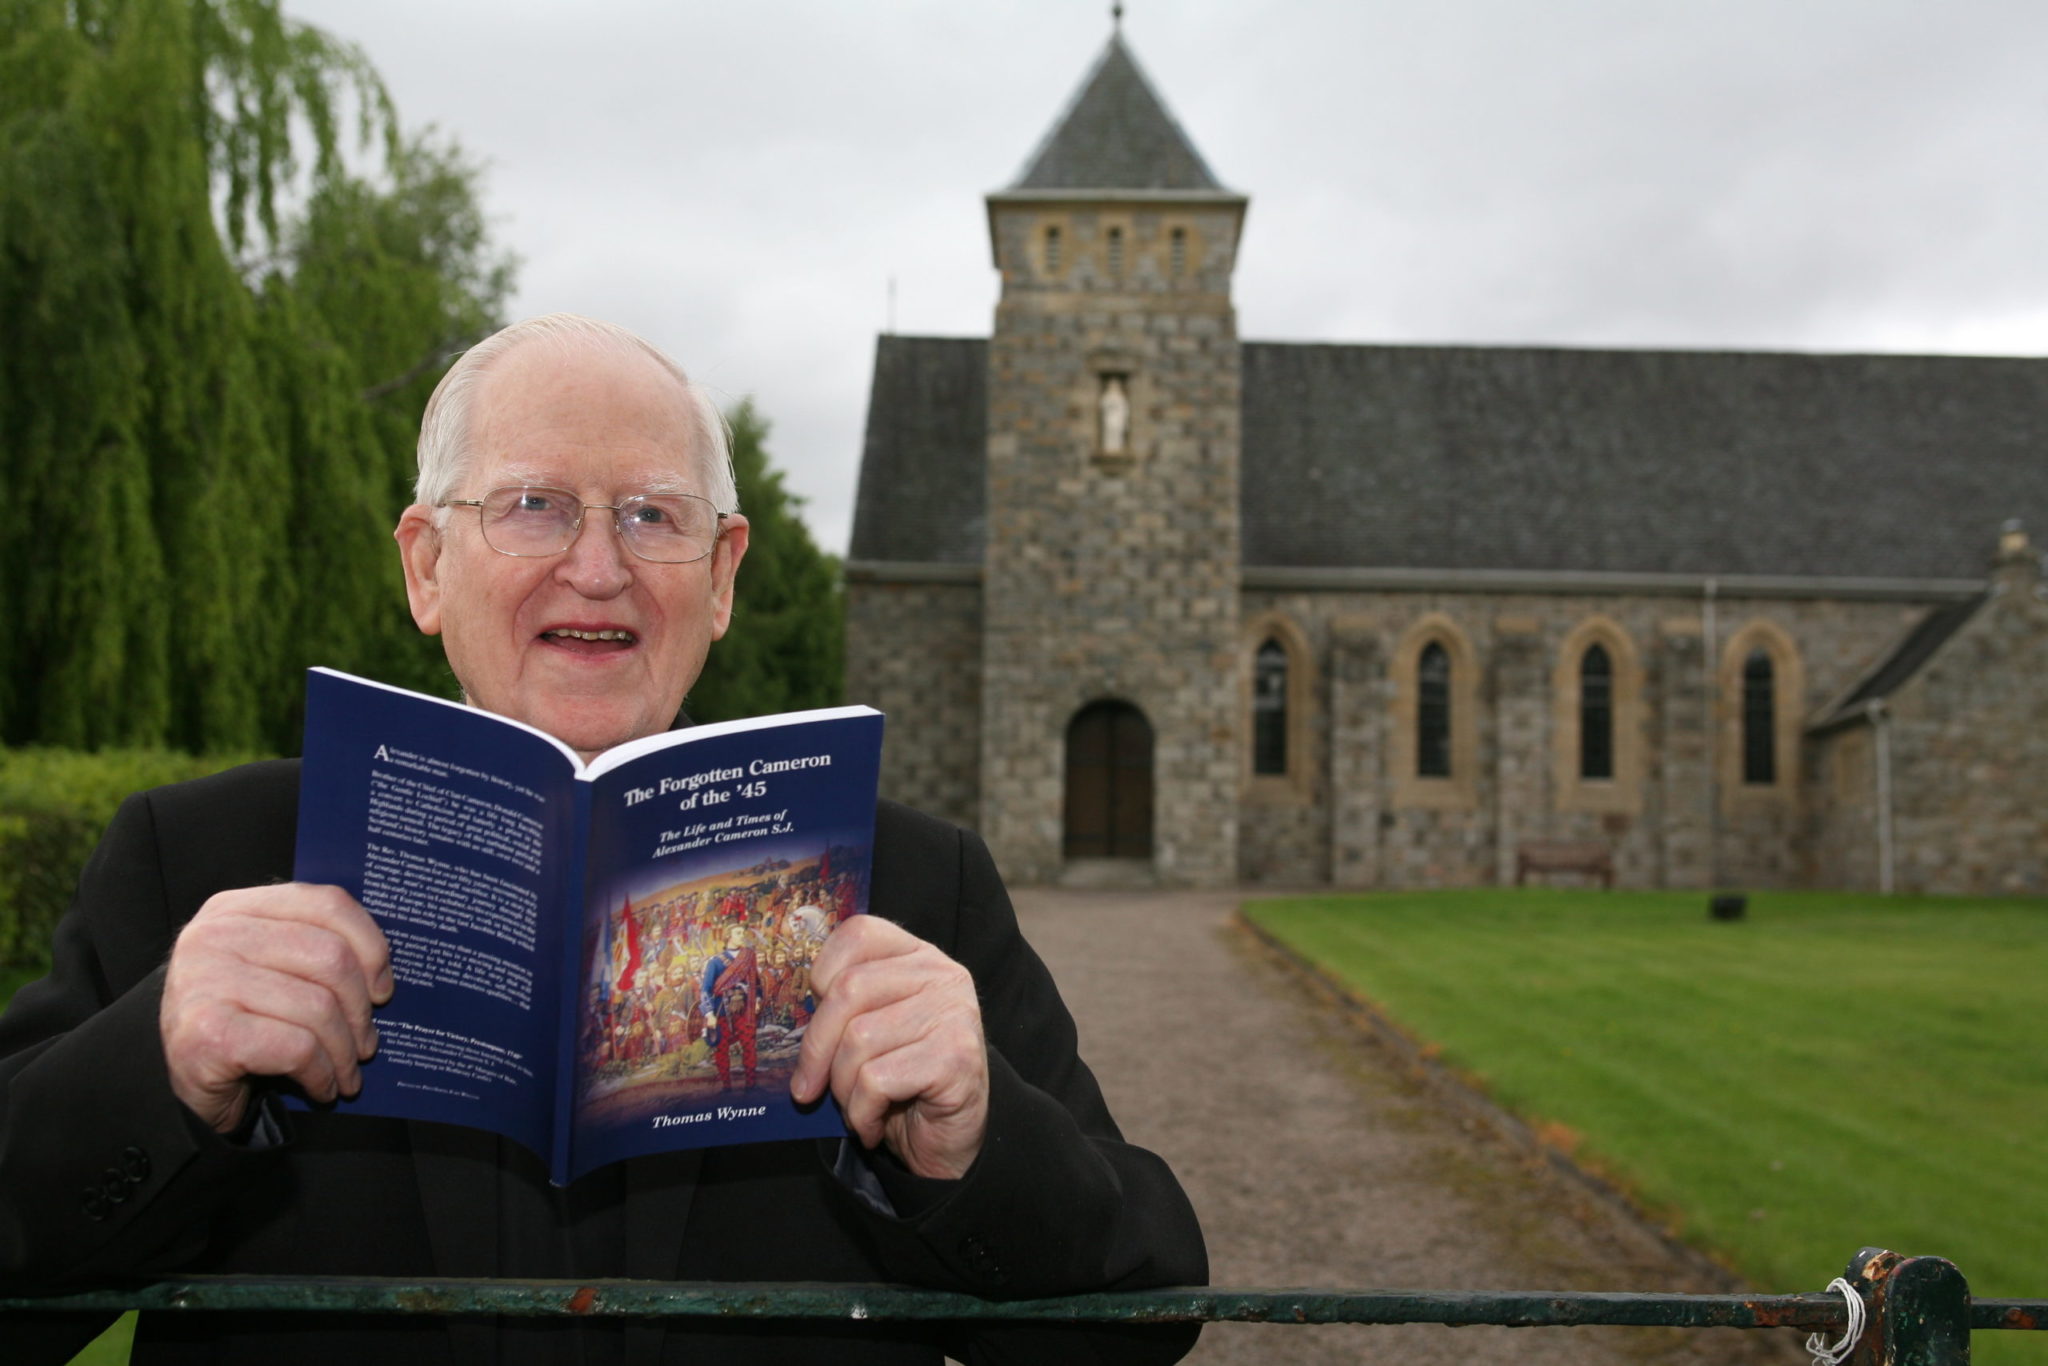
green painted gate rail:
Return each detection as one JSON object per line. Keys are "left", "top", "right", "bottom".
{"left": 5, "top": 1249, "right": 2044, "bottom": 1363}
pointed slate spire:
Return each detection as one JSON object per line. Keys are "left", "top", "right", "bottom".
{"left": 1010, "top": 32, "right": 1227, "bottom": 192}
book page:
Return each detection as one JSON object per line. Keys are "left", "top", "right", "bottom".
{"left": 294, "top": 668, "right": 580, "bottom": 1160}
{"left": 566, "top": 708, "right": 883, "bottom": 1179}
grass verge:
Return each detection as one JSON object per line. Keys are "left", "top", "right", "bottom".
{"left": 1244, "top": 888, "right": 2048, "bottom": 1364}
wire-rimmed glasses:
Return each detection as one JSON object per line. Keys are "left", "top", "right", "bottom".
{"left": 440, "top": 486, "right": 729, "bottom": 564}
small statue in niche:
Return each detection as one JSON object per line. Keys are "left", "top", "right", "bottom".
{"left": 1099, "top": 374, "right": 1131, "bottom": 454}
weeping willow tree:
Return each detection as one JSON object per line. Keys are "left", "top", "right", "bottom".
{"left": 269, "top": 131, "right": 515, "bottom": 703}
{"left": 0, "top": 0, "right": 511, "bottom": 752}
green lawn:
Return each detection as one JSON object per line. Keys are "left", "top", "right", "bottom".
{"left": 1246, "top": 888, "right": 2048, "bottom": 1362}
{"left": 63, "top": 1315, "right": 133, "bottom": 1366}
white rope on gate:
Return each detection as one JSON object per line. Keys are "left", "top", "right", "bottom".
{"left": 1807, "top": 1277, "right": 1866, "bottom": 1366}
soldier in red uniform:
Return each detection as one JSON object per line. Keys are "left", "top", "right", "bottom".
{"left": 701, "top": 924, "right": 762, "bottom": 1088}
{"left": 759, "top": 943, "right": 793, "bottom": 1027}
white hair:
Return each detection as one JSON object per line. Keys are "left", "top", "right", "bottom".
{"left": 414, "top": 313, "right": 739, "bottom": 514}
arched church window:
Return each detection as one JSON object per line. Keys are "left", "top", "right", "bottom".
{"left": 1044, "top": 224, "right": 1062, "bottom": 274}
{"left": 1742, "top": 649, "right": 1775, "bottom": 784}
{"left": 1107, "top": 225, "right": 1124, "bottom": 276}
{"left": 1253, "top": 639, "right": 1288, "bottom": 776}
{"left": 1417, "top": 641, "right": 1451, "bottom": 778}
{"left": 1579, "top": 643, "right": 1614, "bottom": 780}
{"left": 1169, "top": 226, "right": 1187, "bottom": 276}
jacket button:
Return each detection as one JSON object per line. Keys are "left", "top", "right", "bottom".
{"left": 121, "top": 1146, "right": 151, "bottom": 1182}
{"left": 957, "top": 1235, "right": 1005, "bottom": 1283}
{"left": 101, "top": 1171, "right": 130, "bottom": 1205}
{"left": 81, "top": 1190, "right": 108, "bottom": 1222}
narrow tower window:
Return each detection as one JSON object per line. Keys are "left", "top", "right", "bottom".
{"left": 1417, "top": 642, "right": 1451, "bottom": 778}
{"left": 1579, "top": 643, "right": 1614, "bottom": 779}
{"left": 1044, "top": 224, "right": 1062, "bottom": 274}
{"left": 1253, "top": 639, "right": 1288, "bottom": 776}
{"left": 1742, "top": 649, "right": 1776, "bottom": 784}
{"left": 1106, "top": 225, "right": 1124, "bottom": 276}
{"left": 1169, "top": 226, "right": 1187, "bottom": 275}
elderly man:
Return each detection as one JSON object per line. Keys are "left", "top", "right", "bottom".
{"left": 0, "top": 315, "right": 1206, "bottom": 1364}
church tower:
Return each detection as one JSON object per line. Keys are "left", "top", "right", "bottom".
{"left": 978, "top": 27, "right": 1248, "bottom": 886}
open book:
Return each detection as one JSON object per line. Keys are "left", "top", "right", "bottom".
{"left": 292, "top": 667, "right": 884, "bottom": 1184}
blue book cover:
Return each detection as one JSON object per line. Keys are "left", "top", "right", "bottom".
{"left": 292, "top": 667, "right": 883, "bottom": 1184}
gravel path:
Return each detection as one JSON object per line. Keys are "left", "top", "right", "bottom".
{"left": 1012, "top": 887, "right": 1805, "bottom": 1366}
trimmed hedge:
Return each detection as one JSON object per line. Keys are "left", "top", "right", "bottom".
{"left": 0, "top": 748, "right": 268, "bottom": 970}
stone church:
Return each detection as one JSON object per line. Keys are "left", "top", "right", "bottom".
{"left": 843, "top": 29, "right": 2048, "bottom": 894}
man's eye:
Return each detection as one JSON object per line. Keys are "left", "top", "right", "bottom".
{"left": 628, "top": 499, "right": 700, "bottom": 532}
{"left": 512, "top": 492, "right": 562, "bottom": 515}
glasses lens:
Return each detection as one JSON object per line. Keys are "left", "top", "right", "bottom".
{"left": 479, "top": 487, "right": 578, "bottom": 555}
{"left": 617, "top": 494, "right": 718, "bottom": 563}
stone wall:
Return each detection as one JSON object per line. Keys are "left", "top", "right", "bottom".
{"left": 1873, "top": 564, "right": 2048, "bottom": 894}
{"left": 1238, "top": 802, "right": 1328, "bottom": 886}
{"left": 841, "top": 568, "right": 1981, "bottom": 891}
{"left": 842, "top": 577, "right": 983, "bottom": 832}
{"left": 1807, "top": 724, "right": 1879, "bottom": 890}
{"left": 1237, "top": 586, "right": 1933, "bottom": 889}
{"left": 978, "top": 197, "right": 1246, "bottom": 886}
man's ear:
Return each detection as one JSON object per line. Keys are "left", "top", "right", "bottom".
{"left": 394, "top": 505, "right": 446, "bottom": 637}
{"left": 707, "top": 514, "right": 750, "bottom": 642}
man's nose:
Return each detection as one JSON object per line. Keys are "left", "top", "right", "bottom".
{"left": 555, "top": 508, "right": 633, "bottom": 595}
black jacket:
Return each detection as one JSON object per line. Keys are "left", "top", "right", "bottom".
{"left": 0, "top": 760, "right": 1205, "bottom": 1363}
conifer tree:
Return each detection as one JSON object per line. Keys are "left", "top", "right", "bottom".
{"left": 687, "top": 401, "right": 845, "bottom": 723}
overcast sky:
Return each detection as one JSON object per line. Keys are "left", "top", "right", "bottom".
{"left": 283, "top": 1, "right": 2048, "bottom": 554}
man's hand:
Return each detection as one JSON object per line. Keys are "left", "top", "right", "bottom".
{"left": 791, "top": 916, "right": 988, "bottom": 1181}
{"left": 159, "top": 884, "right": 393, "bottom": 1134}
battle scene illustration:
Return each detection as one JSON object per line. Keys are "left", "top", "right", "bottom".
{"left": 574, "top": 835, "right": 871, "bottom": 1129}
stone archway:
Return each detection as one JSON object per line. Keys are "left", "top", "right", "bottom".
{"left": 1063, "top": 700, "right": 1154, "bottom": 861}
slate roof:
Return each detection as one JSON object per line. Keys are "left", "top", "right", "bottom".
{"left": 1009, "top": 34, "right": 1228, "bottom": 193}
{"left": 849, "top": 335, "right": 986, "bottom": 565}
{"left": 850, "top": 337, "right": 2048, "bottom": 582}
{"left": 1238, "top": 343, "right": 2048, "bottom": 579}
{"left": 1810, "top": 594, "right": 1987, "bottom": 730}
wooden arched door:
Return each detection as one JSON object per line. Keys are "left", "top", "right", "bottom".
{"left": 1063, "top": 700, "right": 1153, "bottom": 860}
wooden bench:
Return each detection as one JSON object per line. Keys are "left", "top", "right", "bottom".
{"left": 1514, "top": 840, "right": 1613, "bottom": 889}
